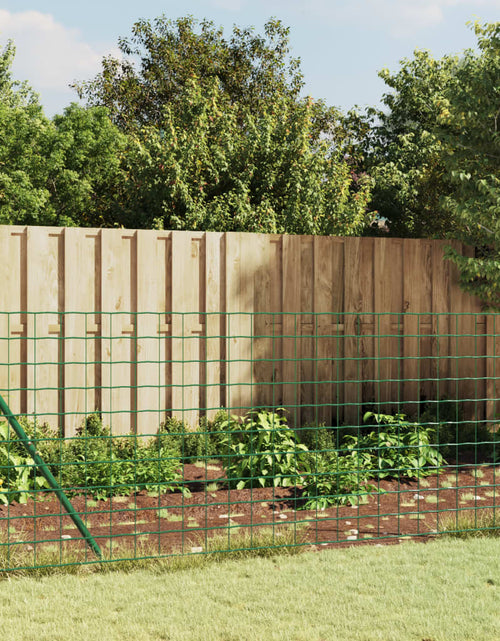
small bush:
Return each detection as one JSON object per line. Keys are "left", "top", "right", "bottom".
{"left": 300, "top": 412, "right": 446, "bottom": 510}
{"left": 343, "top": 412, "right": 445, "bottom": 478}
{"left": 155, "top": 412, "right": 226, "bottom": 462}
{"left": 300, "top": 453, "right": 377, "bottom": 509}
{"left": 218, "top": 409, "right": 309, "bottom": 490}
{"left": 0, "top": 420, "right": 50, "bottom": 505}
{"left": 297, "top": 423, "right": 339, "bottom": 459}
{"left": 415, "top": 399, "right": 499, "bottom": 462}
{"left": 59, "top": 415, "right": 185, "bottom": 500}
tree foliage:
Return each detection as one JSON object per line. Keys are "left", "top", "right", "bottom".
{"left": 0, "top": 41, "right": 129, "bottom": 227}
{"left": 0, "top": 41, "right": 54, "bottom": 224}
{"left": 73, "top": 15, "right": 372, "bottom": 234}
{"left": 113, "top": 80, "right": 371, "bottom": 234}
{"left": 359, "top": 49, "right": 460, "bottom": 237}
{"left": 73, "top": 16, "right": 304, "bottom": 131}
{"left": 4, "top": 12, "right": 498, "bottom": 287}
{"left": 359, "top": 21, "right": 499, "bottom": 306}
{"left": 439, "top": 22, "right": 500, "bottom": 308}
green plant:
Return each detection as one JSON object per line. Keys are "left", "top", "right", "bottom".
{"left": 218, "top": 409, "right": 309, "bottom": 489}
{"left": 437, "top": 508, "right": 499, "bottom": 538}
{"left": 0, "top": 421, "right": 50, "bottom": 505}
{"left": 300, "top": 453, "right": 377, "bottom": 510}
{"left": 155, "top": 412, "right": 225, "bottom": 462}
{"left": 343, "top": 412, "right": 445, "bottom": 479}
{"left": 297, "top": 423, "right": 339, "bottom": 458}
{"left": 299, "top": 411, "right": 446, "bottom": 510}
{"left": 417, "top": 399, "right": 498, "bottom": 461}
{"left": 61, "top": 415, "right": 186, "bottom": 500}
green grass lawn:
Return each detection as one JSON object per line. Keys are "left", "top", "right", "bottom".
{"left": 1, "top": 538, "right": 499, "bottom": 641}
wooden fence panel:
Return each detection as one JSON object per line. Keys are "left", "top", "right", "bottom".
{"left": 253, "top": 235, "right": 283, "bottom": 410}
{"left": 282, "top": 235, "right": 303, "bottom": 426}
{"left": 403, "top": 240, "right": 433, "bottom": 415}
{"left": 374, "top": 239, "right": 403, "bottom": 411}
{"left": 431, "top": 241, "right": 452, "bottom": 414}
{"left": 486, "top": 314, "right": 500, "bottom": 423}
{"left": 298, "top": 237, "right": 315, "bottom": 425}
{"left": 205, "top": 232, "right": 224, "bottom": 420}
{"left": 171, "top": 232, "right": 205, "bottom": 427}
{"left": 0, "top": 226, "right": 494, "bottom": 434}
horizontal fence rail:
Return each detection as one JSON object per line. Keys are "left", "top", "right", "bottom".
{"left": 0, "top": 310, "right": 499, "bottom": 573}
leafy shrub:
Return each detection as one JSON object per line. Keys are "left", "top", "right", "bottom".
{"left": 300, "top": 412, "right": 445, "bottom": 510}
{"left": 218, "top": 409, "right": 309, "bottom": 489}
{"left": 0, "top": 420, "right": 49, "bottom": 505}
{"left": 0, "top": 417, "right": 63, "bottom": 470}
{"left": 418, "top": 400, "right": 499, "bottom": 462}
{"left": 155, "top": 412, "right": 226, "bottom": 462}
{"left": 301, "top": 453, "right": 377, "bottom": 509}
{"left": 343, "top": 412, "right": 445, "bottom": 478}
{"left": 60, "top": 415, "right": 185, "bottom": 500}
{"left": 297, "top": 423, "right": 339, "bottom": 459}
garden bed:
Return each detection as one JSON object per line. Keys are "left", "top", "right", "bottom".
{"left": 1, "top": 461, "right": 498, "bottom": 563}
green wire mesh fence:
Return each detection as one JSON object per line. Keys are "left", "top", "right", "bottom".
{"left": 0, "top": 311, "right": 498, "bottom": 573}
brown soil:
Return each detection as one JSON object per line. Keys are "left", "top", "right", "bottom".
{"left": 1, "top": 462, "right": 499, "bottom": 561}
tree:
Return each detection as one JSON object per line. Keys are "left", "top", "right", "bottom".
{"left": 358, "top": 48, "right": 461, "bottom": 238}
{"left": 0, "top": 41, "right": 129, "bottom": 227}
{"left": 115, "top": 79, "right": 371, "bottom": 234}
{"left": 0, "top": 41, "right": 55, "bottom": 225}
{"left": 357, "top": 21, "right": 500, "bottom": 307}
{"left": 74, "top": 15, "right": 373, "bottom": 235}
{"left": 73, "top": 16, "right": 304, "bottom": 132}
{"left": 439, "top": 22, "right": 500, "bottom": 308}
{"left": 49, "top": 104, "right": 129, "bottom": 227}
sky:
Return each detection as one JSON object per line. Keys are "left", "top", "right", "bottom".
{"left": 0, "top": 0, "right": 499, "bottom": 117}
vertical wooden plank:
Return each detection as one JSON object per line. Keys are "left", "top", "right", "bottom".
{"left": 136, "top": 231, "right": 172, "bottom": 434}
{"left": 0, "top": 227, "right": 26, "bottom": 416}
{"left": 313, "top": 236, "right": 334, "bottom": 426}
{"left": 205, "top": 232, "right": 223, "bottom": 419}
{"left": 357, "top": 238, "right": 376, "bottom": 413}
{"left": 171, "top": 231, "right": 203, "bottom": 428}
{"left": 282, "top": 235, "right": 302, "bottom": 426}
{"left": 486, "top": 313, "right": 500, "bottom": 423}
{"left": 225, "top": 232, "right": 254, "bottom": 416}
{"left": 101, "top": 229, "right": 136, "bottom": 434}
{"left": 299, "top": 237, "right": 315, "bottom": 425}
{"left": 331, "top": 239, "right": 345, "bottom": 426}
{"left": 449, "top": 243, "right": 484, "bottom": 421}
{"left": 343, "top": 237, "right": 363, "bottom": 426}
{"left": 417, "top": 242, "right": 434, "bottom": 407}
{"left": 26, "top": 227, "right": 64, "bottom": 428}
{"left": 374, "top": 238, "right": 402, "bottom": 412}
{"left": 431, "top": 241, "right": 452, "bottom": 420}
{"left": 403, "top": 240, "right": 424, "bottom": 416}
{"left": 64, "top": 228, "right": 100, "bottom": 435}
{"left": 248, "top": 235, "right": 267, "bottom": 410}
{"left": 253, "top": 236, "right": 282, "bottom": 410}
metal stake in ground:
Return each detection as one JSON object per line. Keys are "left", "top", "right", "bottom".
{"left": 0, "top": 394, "right": 102, "bottom": 560}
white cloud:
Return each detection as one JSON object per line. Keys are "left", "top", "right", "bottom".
{"left": 0, "top": 10, "right": 118, "bottom": 107}
{"left": 265, "top": 0, "right": 500, "bottom": 36}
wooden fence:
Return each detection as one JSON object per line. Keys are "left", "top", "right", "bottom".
{"left": 0, "top": 225, "right": 498, "bottom": 434}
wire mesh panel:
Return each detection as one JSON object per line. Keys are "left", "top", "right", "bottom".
{"left": 0, "top": 311, "right": 498, "bottom": 574}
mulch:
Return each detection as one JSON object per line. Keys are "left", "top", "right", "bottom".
{"left": 1, "top": 461, "right": 498, "bottom": 561}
